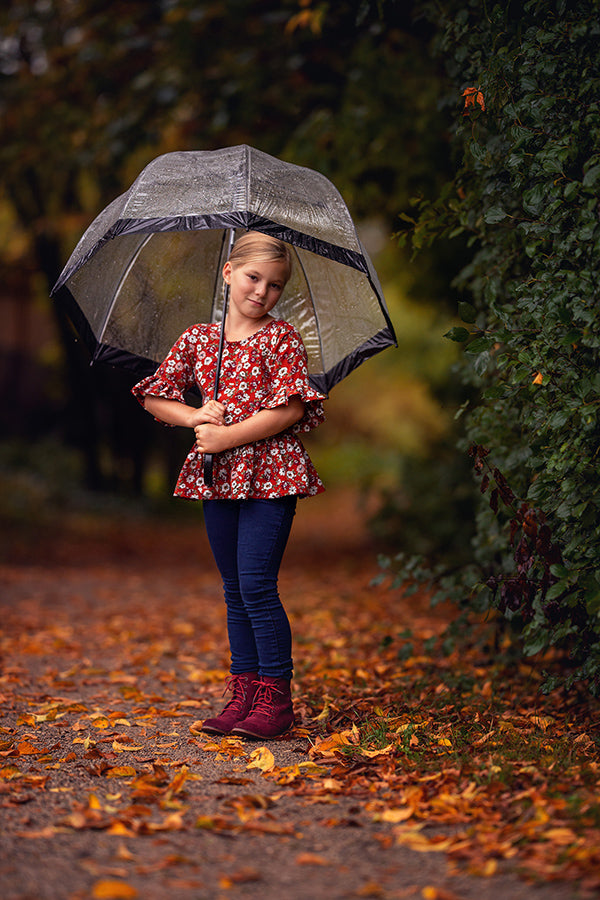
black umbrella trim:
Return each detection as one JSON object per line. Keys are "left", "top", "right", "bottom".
{"left": 308, "top": 326, "right": 397, "bottom": 395}
{"left": 52, "top": 212, "right": 369, "bottom": 293}
{"left": 86, "top": 326, "right": 397, "bottom": 397}
{"left": 54, "top": 281, "right": 396, "bottom": 397}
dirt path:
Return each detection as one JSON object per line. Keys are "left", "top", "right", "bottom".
{"left": 0, "top": 491, "right": 583, "bottom": 900}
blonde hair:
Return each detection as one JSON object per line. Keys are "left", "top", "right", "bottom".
{"left": 227, "top": 232, "right": 293, "bottom": 283}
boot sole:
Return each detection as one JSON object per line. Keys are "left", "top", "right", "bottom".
{"left": 231, "top": 724, "right": 294, "bottom": 740}
{"left": 200, "top": 723, "right": 231, "bottom": 735}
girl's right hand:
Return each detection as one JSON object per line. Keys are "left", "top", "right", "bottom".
{"left": 191, "top": 400, "right": 226, "bottom": 428}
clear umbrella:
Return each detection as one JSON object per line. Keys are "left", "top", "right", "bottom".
{"left": 51, "top": 145, "right": 396, "bottom": 399}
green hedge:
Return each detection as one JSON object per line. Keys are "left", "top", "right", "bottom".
{"left": 403, "top": 0, "right": 600, "bottom": 692}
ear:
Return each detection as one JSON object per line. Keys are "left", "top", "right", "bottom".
{"left": 222, "top": 261, "right": 232, "bottom": 284}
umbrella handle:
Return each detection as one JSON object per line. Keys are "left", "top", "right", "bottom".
{"left": 203, "top": 452, "right": 215, "bottom": 486}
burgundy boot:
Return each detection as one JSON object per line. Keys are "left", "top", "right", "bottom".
{"left": 232, "top": 676, "right": 294, "bottom": 739}
{"left": 201, "top": 672, "right": 259, "bottom": 735}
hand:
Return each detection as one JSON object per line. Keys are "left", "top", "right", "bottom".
{"left": 190, "top": 399, "right": 226, "bottom": 427}
{"left": 194, "top": 423, "right": 231, "bottom": 454}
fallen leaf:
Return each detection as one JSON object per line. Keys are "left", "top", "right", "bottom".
{"left": 422, "top": 887, "right": 463, "bottom": 900}
{"left": 91, "top": 879, "right": 138, "bottom": 899}
{"left": 246, "top": 747, "right": 275, "bottom": 773}
{"left": 91, "top": 716, "right": 111, "bottom": 730}
{"left": 379, "top": 807, "right": 414, "bottom": 823}
{"left": 296, "top": 852, "right": 331, "bottom": 866}
{"left": 105, "top": 766, "right": 137, "bottom": 779}
{"left": 219, "top": 866, "right": 261, "bottom": 886}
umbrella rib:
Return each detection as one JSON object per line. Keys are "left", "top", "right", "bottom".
{"left": 96, "top": 233, "right": 155, "bottom": 345}
{"left": 244, "top": 144, "right": 251, "bottom": 213}
{"left": 293, "top": 248, "right": 326, "bottom": 386}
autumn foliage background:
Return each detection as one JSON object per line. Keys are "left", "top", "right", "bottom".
{"left": 2, "top": 1, "right": 600, "bottom": 897}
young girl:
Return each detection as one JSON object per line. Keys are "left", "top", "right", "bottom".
{"left": 132, "top": 232, "right": 325, "bottom": 740}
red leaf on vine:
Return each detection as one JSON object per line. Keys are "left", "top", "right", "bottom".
{"left": 462, "top": 86, "right": 486, "bottom": 114}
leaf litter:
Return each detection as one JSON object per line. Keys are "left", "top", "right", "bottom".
{"left": 1, "top": 490, "right": 598, "bottom": 899}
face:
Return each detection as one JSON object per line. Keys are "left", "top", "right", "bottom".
{"left": 223, "top": 258, "right": 289, "bottom": 321}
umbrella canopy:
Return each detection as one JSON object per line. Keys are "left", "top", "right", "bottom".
{"left": 52, "top": 145, "right": 396, "bottom": 396}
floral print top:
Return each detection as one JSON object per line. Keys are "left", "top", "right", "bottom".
{"left": 132, "top": 319, "right": 325, "bottom": 500}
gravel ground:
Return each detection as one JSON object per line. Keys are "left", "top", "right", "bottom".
{"left": 0, "top": 493, "right": 587, "bottom": 900}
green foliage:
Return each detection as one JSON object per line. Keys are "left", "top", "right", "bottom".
{"left": 401, "top": 0, "right": 600, "bottom": 692}
{"left": 0, "top": 0, "right": 451, "bottom": 493}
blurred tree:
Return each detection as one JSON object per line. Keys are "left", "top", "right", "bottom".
{"left": 0, "top": 0, "right": 453, "bottom": 490}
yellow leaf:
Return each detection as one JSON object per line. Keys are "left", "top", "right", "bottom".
{"left": 422, "top": 888, "right": 463, "bottom": 899}
{"left": 358, "top": 744, "right": 395, "bottom": 758}
{"left": 532, "top": 371, "right": 544, "bottom": 385}
{"left": 16, "top": 714, "right": 36, "bottom": 726}
{"left": 112, "top": 741, "right": 143, "bottom": 752}
{"left": 396, "top": 829, "right": 454, "bottom": 853}
{"left": 115, "top": 843, "right": 134, "bottom": 861}
{"left": 92, "top": 716, "right": 110, "bottom": 730}
{"left": 437, "top": 738, "right": 452, "bottom": 747}
{"left": 298, "top": 761, "right": 330, "bottom": 775}
{"left": 88, "top": 793, "right": 102, "bottom": 810}
{"left": 379, "top": 807, "right": 414, "bottom": 823}
{"left": 106, "top": 823, "right": 135, "bottom": 837}
{"left": 105, "top": 766, "right": 136, "bottom": 779}
{"left": 531, "top": 715, "right": 554, "bottom": 731}
{"left": 312, "top": 731, "right": 353, "bottom": 753}
{"left": 544, "top": 827, "right": 577, "bottom": 845}
{"left": 312, "top": 701, "right": 331, "bottom": 722}
{"left": 168, "top": 768, "right": 189, "bottom": 794}
{"left": 91, "top": 879, "right": 138, "bottom": 899}
{"left": 247, "top": 747, "right": 275, "bottom": 773}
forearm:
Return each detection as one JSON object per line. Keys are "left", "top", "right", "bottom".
{"left": 194, "top": 397, "right": 305, "bottom": 454}
{"left": 226, "top": 399, "right": 305, "bottom": 447}
{"left": 143, "top": 395, "right": 198, "bottom": 428}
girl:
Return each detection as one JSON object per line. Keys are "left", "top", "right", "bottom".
{"left": 132, "top": 232, "right": 325, "bottom": 740}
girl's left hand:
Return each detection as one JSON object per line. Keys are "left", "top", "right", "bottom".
{"left": 194, "top": 423, "right": 231, "bottom": 454}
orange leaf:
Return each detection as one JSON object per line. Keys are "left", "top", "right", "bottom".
{"left": 311, "top": 731, "right": 352, "bottom": 753}
{"left": 106, "top": 823, "right": 135, "bottom": 837}
{"left": 17, "top": 741, "right": 43, "bottom": 756}
{"left": 462, "top": 86, "right": 486, "bottom": 114}
{"left": 296, "top": 852, "right": 332, "bottom": 866}
{"left": 422, "top": 887, "right": 463, "bottom": 900}
{"left": 92, "top": 716, "right": 110, "bottom": 729}
{"left": 91, "top": 879, "right": 138, "bottom": 899}
{"left": 105, "top": 766, "right": 136, "bottom": 779}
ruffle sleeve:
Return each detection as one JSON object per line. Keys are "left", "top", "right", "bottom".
{"left": 131, "top": 326, "right": 198, "bottom": 422}
{"left": 261, "top": 324, "right": 326, "bottom": 434}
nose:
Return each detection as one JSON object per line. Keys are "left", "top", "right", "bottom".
{"left": 254, "top": 281, "right": 267, "bottom": 298}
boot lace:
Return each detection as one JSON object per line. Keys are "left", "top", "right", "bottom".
{"left": 249, "top": 682, "right": 280, "bottom": 719}
{"left": 222, "top": 674, "right": 252, "bottom": 713}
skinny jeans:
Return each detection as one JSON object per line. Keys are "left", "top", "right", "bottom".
{"left": 203, "top": 496, "right": 297, "bottom": 679}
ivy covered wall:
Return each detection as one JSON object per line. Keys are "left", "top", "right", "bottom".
{"left": 406, "top": 0, "right": 600, "bottom": 691}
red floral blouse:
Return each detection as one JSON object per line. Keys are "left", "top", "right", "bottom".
{"left": 132, "top": 319, "right": 326, "bottom": 500}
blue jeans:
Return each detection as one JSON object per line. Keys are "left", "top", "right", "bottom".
{"left": 203, "top": 496, "right": 297, "bottom": 679}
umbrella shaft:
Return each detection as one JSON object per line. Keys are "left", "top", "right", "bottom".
{"left": 205, "top": 228, "right": 236, "bottom": 486}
